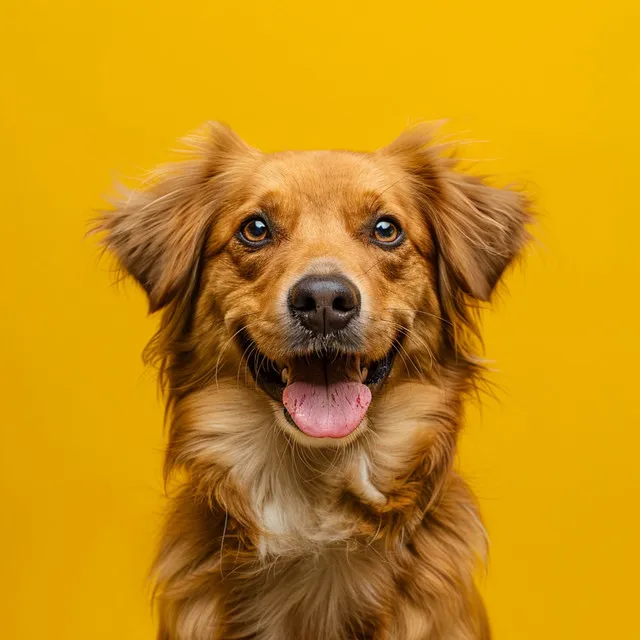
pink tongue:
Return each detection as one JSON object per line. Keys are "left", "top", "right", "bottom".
{"left": 282, "top": 382, "right": 371, "bottom": 438}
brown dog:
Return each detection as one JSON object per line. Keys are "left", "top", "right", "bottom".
{"left": 96, "top": 123, "right": 530, "bottom": 639}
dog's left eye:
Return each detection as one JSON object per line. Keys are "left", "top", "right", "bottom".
{"left": 372, "top": 218, "right": 403, "bottom": 246}
{"left": 239, "top": 216, "right": 271, "bottom": 245}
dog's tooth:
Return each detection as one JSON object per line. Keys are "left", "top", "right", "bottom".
{"left": 361, "top": 367, "right": 368, "bottom": 382}
{"left": 281, "top": 368, "right": 289, "bottom": 384}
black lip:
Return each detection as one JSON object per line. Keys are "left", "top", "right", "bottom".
{"left": 235, "top": 329, "right": 400, "bottom": 403}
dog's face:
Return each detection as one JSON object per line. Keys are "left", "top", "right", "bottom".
{"left": 199, "top": 150, "right": 439, "bottom": 442}
{"left": 99, "top": 123, "right": 529, "bottom": 446}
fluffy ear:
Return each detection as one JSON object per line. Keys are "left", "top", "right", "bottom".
{"left": 431, "top": 167, "right": 532, "bottom": 302}
{"left": 383, "top": 126, "right": 532, "bottom": 302}
{"left": 95, "top": 122, "right": 255, "bottom": 313}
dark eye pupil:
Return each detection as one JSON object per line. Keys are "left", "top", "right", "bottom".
{"left": 376, "top": 221, "right": 395, "bottom": 238}
{"left": 249, "top": 220, "right": 265, "bottom": 235}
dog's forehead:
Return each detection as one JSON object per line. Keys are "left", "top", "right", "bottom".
{"left": 254, "top": 150, "right": 406, "bottom": 210}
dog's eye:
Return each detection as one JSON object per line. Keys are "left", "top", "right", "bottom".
{"left": 239, "top": 217, "right": 270, "bottom": 245}
{"left": 372, "top": 218, "right": 403, "bottom": 246}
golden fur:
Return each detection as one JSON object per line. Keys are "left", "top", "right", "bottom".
{"left": 95, "top": 122, "right": 531, "bottom": 639}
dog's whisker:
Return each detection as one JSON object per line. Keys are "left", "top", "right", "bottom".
{"left": 236, "top": 340, "right": 258, "bottom": 389}
{"left": 354, "top": 255, "right": 387, "bottom": 281}
{"left": 213, "top": 323, "right": 256, "bottom": 392}
{"left": 382, "top": 307, "right": 454, "bottom": 327}
{"left": 238, "top": 343, "right": 259, "bottom": 390}
{"left": 363, "top": 315, "right": 430, "bottom": 381}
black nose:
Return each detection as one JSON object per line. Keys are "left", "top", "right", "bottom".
{"left": 289, "top": 275, "right": 361, "bottom": 335}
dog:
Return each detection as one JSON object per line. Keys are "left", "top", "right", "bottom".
{"left": 96, "top": 122, "right": 531, "bottom": 639}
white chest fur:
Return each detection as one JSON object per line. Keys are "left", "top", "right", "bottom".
{"left": 253, "top": 452, "right": 385, "bottom": 558}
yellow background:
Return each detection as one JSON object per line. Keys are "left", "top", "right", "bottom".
{"left": 2, "top": 1, "right": 639, "bottom": 638}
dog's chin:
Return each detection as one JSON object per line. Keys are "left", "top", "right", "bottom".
{"left": 236, "top": 329, "right": 398, "bottom": 447}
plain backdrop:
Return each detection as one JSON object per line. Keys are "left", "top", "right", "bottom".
{"left": 1, "top": 1, "right": 639, "bottom": 638}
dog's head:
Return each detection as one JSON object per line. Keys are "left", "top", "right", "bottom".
{"left": 98, "top": 123, "right": 530, "bottom": 446}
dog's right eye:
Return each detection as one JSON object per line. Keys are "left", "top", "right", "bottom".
{"left": 239, "top": 216, "right": 271, "bottom": 246}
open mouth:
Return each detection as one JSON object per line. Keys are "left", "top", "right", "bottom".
{"left": 236, "top": 330, "right": 398, "bottom": 439}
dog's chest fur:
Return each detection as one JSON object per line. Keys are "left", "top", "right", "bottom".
{"left": 158, "top": 384, "right": 488, "bottom": 640}
{"left": 209, "top": 412, "right": 404, "bottom": 637}
{"left": 254, "top": 450, "right": 384, "bottom": 555}
{"left": 231, "top": 459, "right": 400, "bottom": 640}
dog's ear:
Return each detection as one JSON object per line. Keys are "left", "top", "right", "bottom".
{"left": 95, "top": 122, "right": 255, "bottom": 313}
{"left": 382, "top": 126, "right": 532, "bottom": 302}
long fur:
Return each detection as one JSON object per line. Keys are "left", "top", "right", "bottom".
{"left": 94, "top": 122, "right": 531, "bottom": 639}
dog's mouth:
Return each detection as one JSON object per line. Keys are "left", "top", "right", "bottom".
{"left": 236, "top": 330, "right": 398, "bottom": 439}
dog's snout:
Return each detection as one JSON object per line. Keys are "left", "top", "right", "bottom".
{"left": 289, "top": 275, "right": 360, "bottom": 335}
